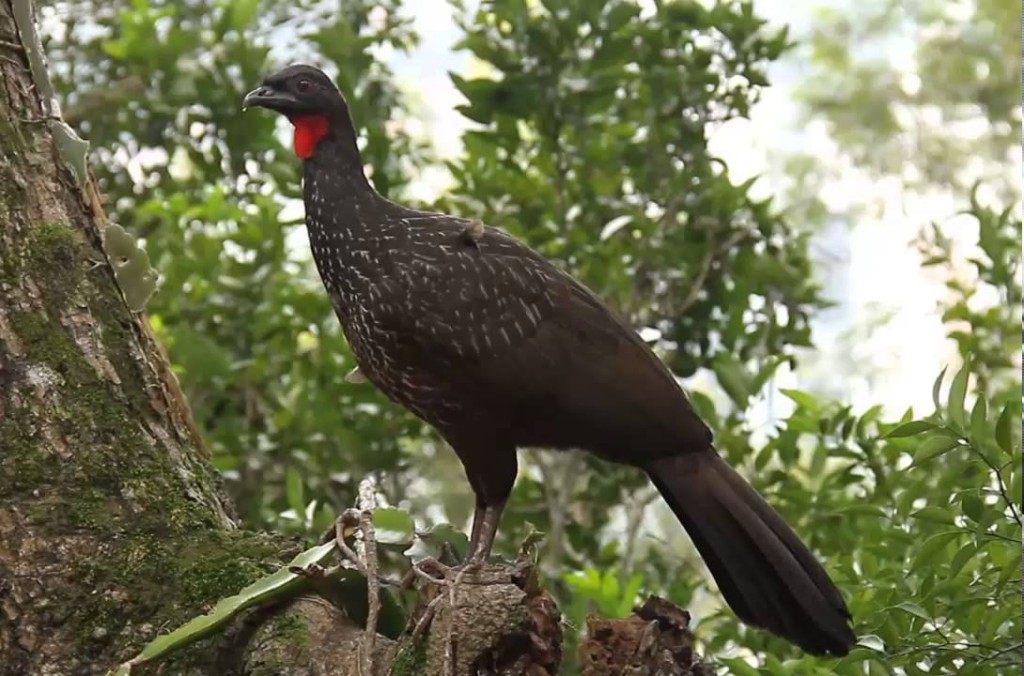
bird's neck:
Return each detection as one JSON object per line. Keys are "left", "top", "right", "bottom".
{"left": 301, "top": 117, "right": 383, "bottom": 243}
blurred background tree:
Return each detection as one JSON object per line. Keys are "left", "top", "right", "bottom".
{"left": 40, "top": 0, "right": 1020, "bottom": 673}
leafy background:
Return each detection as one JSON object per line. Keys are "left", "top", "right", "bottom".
{"left": 40, "top": 0, "right": 1021, "bottom": 673}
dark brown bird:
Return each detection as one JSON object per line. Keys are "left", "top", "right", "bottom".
{"left": 243, "top": 64, "right": 857, "bottom": 656}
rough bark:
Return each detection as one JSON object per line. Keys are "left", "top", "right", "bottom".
{"left": 0, "top": 2, "right": 708, "bottom": 675}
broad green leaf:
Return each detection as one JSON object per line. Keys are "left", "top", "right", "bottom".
{"left": 995, "top": 401, "right": 1021, "bottom": 456}
{"left": 751, "top": 355, "right": 788, "bottom": 395}
{"left": 837, "top": 504, "right": 887, "bottom": 518}
{"left": 912, "top": 531, "right": 960, "bottom": 571}
{"left": 857, "top": 634, "right": 885, "bottom": 652}
{"left": 910, "top": 434, "right": 961, "bottom": 465}
{"left": 893, "top": 601, "right": 930, "bottom": 622}
{"left": 867, "top": 659, "right": 891, "bottom": 676}
{"left": 615, "top": 574, "right": 644, "bottom": 617}
{"left": 373, "top": 507, "right": 415, "bottom": 545}
{"left": 911, "top": 506, "right": 955, "bottom": 524}
{"left": 108, "top": 542, "right": 337, "bottom": 675}
{"left": 968, "top": 396, "right": 988, "bottom": 444}
{"left": 780, "top": 388, "right": 819, "bottom": 411}
{"left": 713, "top": 354, "right": 753, "bottom": 406}
{"left": 997, "top": 549, "right": 1023, "bottom": 588}
{"left": 228, "top": 0, "right": 259, "bottom": 30}
{"left": 946, "top": 363, "right": 970, "bottom": 430}
{"left": 960, "top": 492, "right": 984, "bottom": 522}
{"left": 948, "top": 542, "right": 977, "bottom": 578}
{"left": 884, "top": 420, "right": 936, "bottom": 438}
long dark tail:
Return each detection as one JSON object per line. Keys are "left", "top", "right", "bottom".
{"left": 646, "top": 450, "right": 856, "bottom": 656}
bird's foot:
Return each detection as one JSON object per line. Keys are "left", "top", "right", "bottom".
{"left": 405, "top": 556, "right": 486, "bottom": 640}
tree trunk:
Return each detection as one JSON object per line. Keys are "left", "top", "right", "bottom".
{"left": 0, "top": 2, "right": 707, "bottom": 674}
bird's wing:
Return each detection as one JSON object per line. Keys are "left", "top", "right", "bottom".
{"left": 379, "top": 214, "right": 711, "bottom": 455}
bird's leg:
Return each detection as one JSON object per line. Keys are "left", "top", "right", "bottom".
{"left": 467, "top": 499, "right": 506, "bottom": 564}
{"left": 466, "top": 497, "right": 487, "bottom": 559}
{"left": 409, "top": 498, "right": 507, "bottom": 640}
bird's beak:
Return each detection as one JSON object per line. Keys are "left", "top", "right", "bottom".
{"left": 242, "top": 85, "right": 299, "bottom": 112}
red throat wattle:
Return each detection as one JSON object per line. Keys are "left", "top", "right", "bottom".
{"left": 291, "top": 115, "right": 330, "bottom": 159}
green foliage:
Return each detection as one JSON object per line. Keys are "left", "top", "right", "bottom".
{"left": 42, "top": 0, "right": 1022, "bottom": 672}
{"left": 800, "top": 0, "right": 1021, "bottom": 198}
{"left": 917, "top": 191, "right": 1022, "bottom": 401}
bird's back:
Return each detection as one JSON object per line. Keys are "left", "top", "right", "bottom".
{"left": 323, "top": 202, "right": 712, "bottom": 462}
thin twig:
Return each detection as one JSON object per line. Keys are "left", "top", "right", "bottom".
{"left": 443, "top": 563, "right": 477, "bottom": 676}
{"left": 979, "top": 641, "right": 1024, "bottom": 663}
{"left": 357, "top": 478, "right": 380, "bottom": 676}
{"left": 620, "top": 487, "right": 659, "bottom": 577}
{"left": 965, "top": 437, "right": 1023, "bottom": 526}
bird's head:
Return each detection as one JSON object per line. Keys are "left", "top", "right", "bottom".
{"left": 243, "top": 64, "right": 349, "bottom": 159}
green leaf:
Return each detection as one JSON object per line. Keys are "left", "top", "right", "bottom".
{"left": 228, "top": 0, "right": 259, "bottom": 30}
{"left": 884, "top": 420, "right": 937, "bottom": 438}
{"left": 968, "top": 396, "right": 988, "bottom": 444}
{"left": 867, "top": 659, "right": 891, "bottom": 676}
{"left": 946, "top": 363, "right": 970, "bottom": 430}
{"left": 948, "top": 542, "right": 976, "bottom": 578}
{"left": 373, "top": 507, "right": 415, "bottom": 546}
{"left": 893, "top": 601, "right": 930, "bottom": 622}
{"left": 108, "top": 542, "right": 337, "bottom": 675}
{"left": 995, "top": 401, "right": 1021, "bottom": 456}
{"left": 857, "top": 634, "right": 885, "bottom": 652}
{"left": 717, "top": 657, "right": 761, "bottom": 675}
{"left": 285, "top": 467, "right": 304, "bottom": 513}
{"left": 404, "top": 523, "right": 469, "bottom": 563}
{"left": 960, "top": 492, "right": 984, "bottom": 522}
{"left": 780, "top": 388, "right": 819, "bottom": 411}
{"left": 615, "top": 574, "right": 644, "bottom": 617}
{"left": 713, "top": 354, "right": 753, "bottom": 406}
{"left": 931, "top": 367, "right": 947, "bottom": 412}
{"left": 751, "top": 355, "right": 788, "bottom": 395}
{"left": 911, "top": 506, "right": 955, "bottom": 525}
{"left": 837, "top": 503, "right": 887, "bottom": 518}
{"left": 911, "top": 434, "right": 961, "bottom": 465}
{"left": 912, "top": 531, "right": 960, "bottom": 571}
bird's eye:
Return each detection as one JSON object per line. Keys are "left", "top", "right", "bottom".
{"left": 296, "top": 79, "right": 311, "bottom": 93}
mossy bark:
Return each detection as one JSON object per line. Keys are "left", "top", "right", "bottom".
{"left": 0, "top": 2, "right": 303, "bottom": 672}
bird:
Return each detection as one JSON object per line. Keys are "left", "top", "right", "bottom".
{"left": 243, "top": 64, "right": 857, "bottom": 657}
